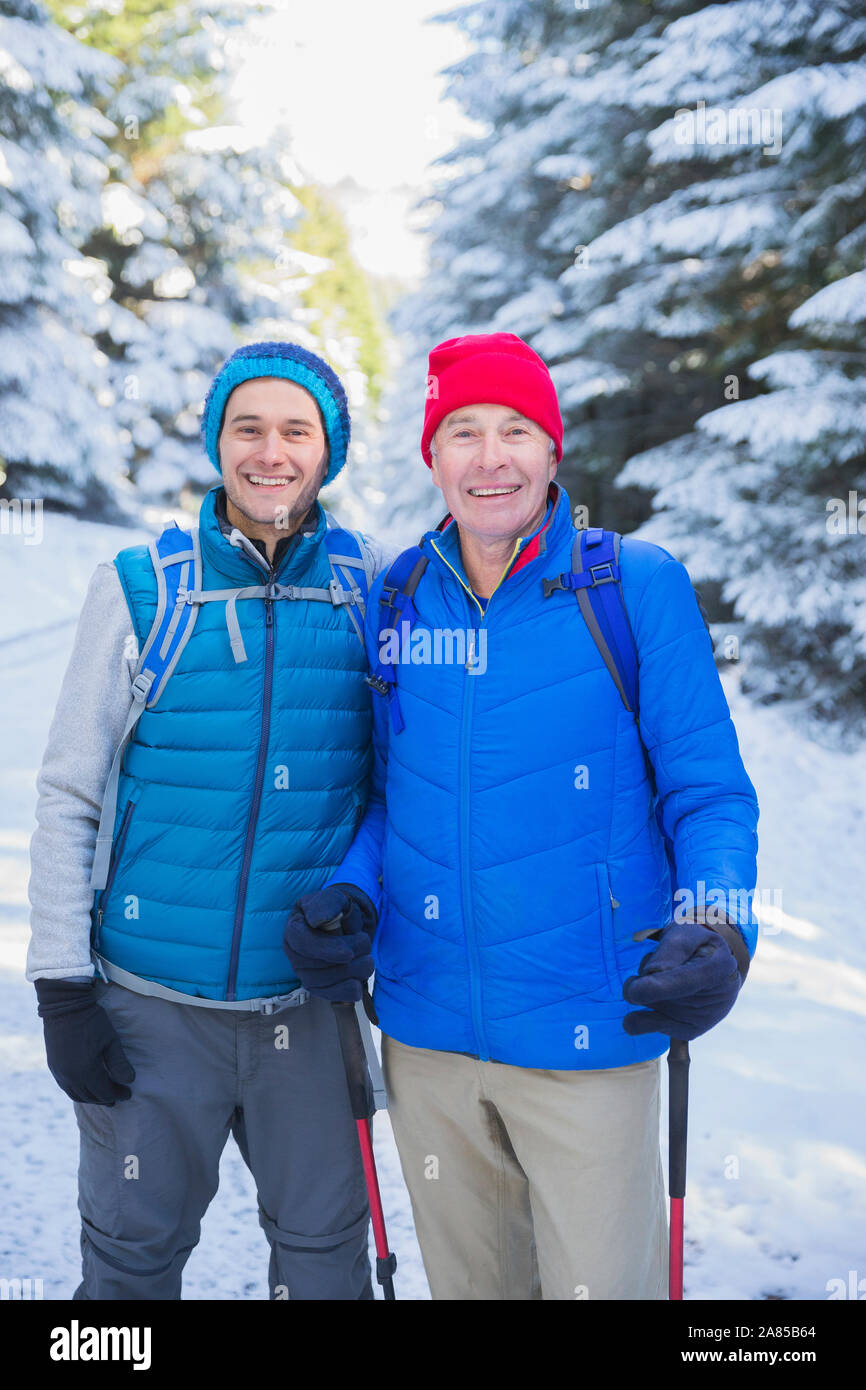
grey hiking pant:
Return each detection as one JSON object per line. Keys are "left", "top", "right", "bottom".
{"left": 71, "top": 978, "right": 373, "bottom": 1300}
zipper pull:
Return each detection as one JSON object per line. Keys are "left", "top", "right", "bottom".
{"left": 265, "top": 577, "right": 275, "bottom": 627}
{"left": 466, "top": 630, "right": 476, "bottom": 670}
{"left": 97, "top": 907, "right": 104, "bottom": 927}
{"left": 610, "top": 889, "right": 620, "bottom": 909}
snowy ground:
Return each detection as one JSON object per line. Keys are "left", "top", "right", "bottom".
{"left": 1, "top": 509, "right": 864, "bottom": 1301}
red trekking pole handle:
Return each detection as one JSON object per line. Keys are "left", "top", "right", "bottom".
{"left": 667, "top": 1038, "right": 690, "bottom": 1300}
{"left": 316, "top": 913, "right": 397, "bottom": 1300}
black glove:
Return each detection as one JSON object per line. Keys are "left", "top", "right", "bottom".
{"left": 283, "top": 884, "right": 377, "bottom": 1003}
{"left": 621, "top": 919, "right": 744, "bottom": 1041}
{"left": 35, "top": 978, "right": 135, "bottom": 1104}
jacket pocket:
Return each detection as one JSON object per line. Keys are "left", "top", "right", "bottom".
{"left": 595, "top": 862, "right": 620, "bottom": 995}
{"left": 371, "top": 895, "right": 403, "bottom": 983}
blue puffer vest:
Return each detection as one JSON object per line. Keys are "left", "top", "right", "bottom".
{"left": 334, "top": 483, "right": 759, "bottom": 1070}
{"left": 91, "top": 485, "right": 373, "bottom": 1001}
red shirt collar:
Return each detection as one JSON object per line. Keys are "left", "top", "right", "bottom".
{"left": 509, "top": 482, "right": 559, "bottom": 576}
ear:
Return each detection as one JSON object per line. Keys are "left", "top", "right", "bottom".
{"left": 428, "top": 440, "right": 443, "bottom": 490}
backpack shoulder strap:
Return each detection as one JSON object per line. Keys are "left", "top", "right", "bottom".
{"left": 91, "top": 522, "right": 202, "bottom": 891}
{"left": 323, "top": 526, "right": 371, "bottom": 646}
{"left": 573, "top": 528, "right": 638, "bottom": 715}
{"left": 543, "top": 528, "right": 684, "bottom": 883}
{"left": 542, "top": 527, "right": 638, "bottom": 714}
{"left": 328, "top": 519, "right": 376, "bottom": 595}
{"left": 366, "top": 544, "right": 428, "bottom": 734}
{"left": 137, "top": 522, "right": 202, "bottom": 704}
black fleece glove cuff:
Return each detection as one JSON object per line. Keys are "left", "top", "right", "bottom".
{"left": 679, "top": 911, "right": 751, "bottom": 983}
{"left": 633, "top": 910, "right": 751, "bottom": 984}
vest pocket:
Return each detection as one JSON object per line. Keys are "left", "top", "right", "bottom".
{"left": 595, "top": 862, "right": 621, "bottom": 995}
{"left": 94, "top": 794, "right": 139, "bottom": 951}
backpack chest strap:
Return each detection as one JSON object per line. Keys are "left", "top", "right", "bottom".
{"left": 186, "top": 578, "right": 360, "bottom": 664}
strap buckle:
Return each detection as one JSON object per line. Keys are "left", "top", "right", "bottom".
{"left": 130, "top": 671, "right": 154, "bottom": 704}
{"left": 589, "top": 562, "right": 616, "bottom": 586}
{"left": 542, "top": 574, "right": 567, "bottom": 598}
{"left": 365, "top": 673, "right": 391, "bottom": 697}
{"left": 379, "top": 584, "right": 404, "bottom": 618}
{"left": 258, "top": 988, "right": 310, "bottom": 1014}
{"left": 542, "top": 563, "right": 617, "bottom": 596}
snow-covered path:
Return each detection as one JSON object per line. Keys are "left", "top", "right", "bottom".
{"left": 1, "top": 513, "right": 863, "bottom": 1300}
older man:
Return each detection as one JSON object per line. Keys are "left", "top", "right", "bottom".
{"left": 284, "top": 332, "right": 759, "bottom": 1300}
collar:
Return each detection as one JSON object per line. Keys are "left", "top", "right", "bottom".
{"left": 422, "top": 481, "right": 566, "bottom": 611}
{"left": 213, "top": 486, "right": 319, "bottom": 570}
{"left": 199, "top": 484, "right": 327, "bottom": 584}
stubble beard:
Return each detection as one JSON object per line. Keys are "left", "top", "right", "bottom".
{"left": 223, "top": 451, "right": 329, "bottom": 540}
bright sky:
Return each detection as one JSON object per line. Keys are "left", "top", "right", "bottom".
{"left": 230, "top": 0, "right": 476, "bottom": 279}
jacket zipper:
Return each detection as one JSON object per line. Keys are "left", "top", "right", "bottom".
{"left": 458, "top": 614, "right": 489, "bottom": 1059}
{"left": 423, "top": 519, "right": 549, "bottom": 1051}
{"left": 226, "top": 575, "right": 276, "bottom": 1001}
{"left": 430, "top": 539, "right": 523, "bottom": 1061}
{"left": 95, "top": 797, "right": 137, "bottom": 949}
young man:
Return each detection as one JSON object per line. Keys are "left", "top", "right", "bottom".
{"left": 28, "top": 341, "right": 392, "bottom": 1300}
{"left": 284, "top": 332, "right": 760, "bottom": 1301}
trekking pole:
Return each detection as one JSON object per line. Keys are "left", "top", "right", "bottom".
{"left": 667, "top": 1038, "right": 690, "bottom": 1300}
{"left": 315, "top": 914, "right": 397, "bottom": 1300}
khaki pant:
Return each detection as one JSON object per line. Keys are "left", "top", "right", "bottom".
{"left": 381, "top": 1034, "right": 668, "bottom": 1301}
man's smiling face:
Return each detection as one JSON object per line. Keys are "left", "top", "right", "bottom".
{"left": 218, "top": 377, "right": 329, "bottom": 535}
{"left": 430, "top": 402, "right": 557, "bottom": 544}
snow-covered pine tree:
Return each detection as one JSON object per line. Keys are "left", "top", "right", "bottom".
{"left": 0, "top": 0, "right": 125, "bottom": 512}
{"left": 391, "top": 0, "right": 866, "bottom": 726}
{"left": 615, "top": 3, "right": 866, "bottom": 730}
{"left": 46, "top": 0, "right": 326, "bottom": 502}
{"left": 387, "top": 0, "right": 716, "bottom": 531}
{"left": 326, "top": 328, "right": 443, "bottom": 548}
{"left": 111, "top": 125, "right": 318, "bottom": 501}
{"left": 284, "top": 183, "right": 397, "bottom": 536}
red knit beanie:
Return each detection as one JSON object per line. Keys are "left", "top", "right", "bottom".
{"left": 421, "top": 332, "right": 563, "bottom": 466}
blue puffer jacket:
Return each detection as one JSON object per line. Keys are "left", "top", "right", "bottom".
{"left": 331, "top": 482, "right": 759, "bottom": 1069}
{"left": 92, "top": 484, "right": 374, "bottom": 1002}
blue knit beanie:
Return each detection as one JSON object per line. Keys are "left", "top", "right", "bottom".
{"left": 200, "top": 341, "right": 350, "bottom": 485}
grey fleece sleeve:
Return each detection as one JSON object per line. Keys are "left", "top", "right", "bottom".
{"left": 26, "top": 562, "right": 139, "bottom": 981}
